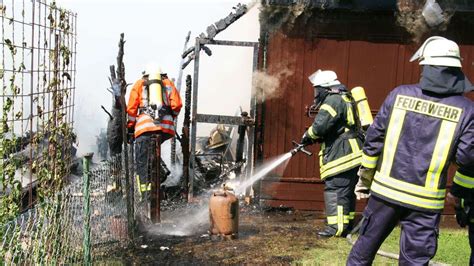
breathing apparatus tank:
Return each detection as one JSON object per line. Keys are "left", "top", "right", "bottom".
{"left": 351, "top": 86, "right": 373, "bottom": 128}
{"left": 148, "top": 71, "right": 164, "bottom": 111}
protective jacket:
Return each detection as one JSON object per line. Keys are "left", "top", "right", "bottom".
{"left": 362, "top": 66, "right": 474, "bottom": 213}
{"left": 127, "top": 78, "right": 182, "bottom": 138}
{"left": 306, "top": 85, "right": 364, "bottom": 179}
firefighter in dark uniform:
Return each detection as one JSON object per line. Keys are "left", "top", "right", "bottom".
{"left": 300, "top": 70, "right": 364, "bottom": 237}
{"left": 448, "top": 97, "right": 474, "bottom": 264}
{"left": 347, "top": 36, "right": 474, "bottom": 265}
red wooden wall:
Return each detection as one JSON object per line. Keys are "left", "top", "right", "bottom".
{"left": 258, "top": 32, "right": 474, "bottom": 213}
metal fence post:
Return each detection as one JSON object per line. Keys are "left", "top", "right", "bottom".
{"left": 83, "top": 153, "right": 93, "bottom": 264}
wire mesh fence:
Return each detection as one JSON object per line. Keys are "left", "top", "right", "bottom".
{"left": 0, "top": 0, "right": 77, "bottom": 222}
{"left": 1, "top": 154, "right": 132, "bottom": 264}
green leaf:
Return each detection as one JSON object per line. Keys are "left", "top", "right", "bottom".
{"left": 14, "top": 111, "right": 22, "bottom": 120}
{"left": 3, "top": 97, "right": 13, "bottom": 112}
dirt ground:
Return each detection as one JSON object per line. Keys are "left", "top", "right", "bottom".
{"left": 103, "top": 201, "right": 461, "bottom": 265}
{"left": 105, "top": 204, "right": 328, "bottom": 265}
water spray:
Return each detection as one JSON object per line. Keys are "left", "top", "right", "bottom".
{"left": 149, "top": 141, "right": 313, "bottom": 238}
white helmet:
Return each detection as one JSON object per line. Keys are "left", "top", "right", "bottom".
{"left": 409, "top": 36, "right": 462, "bottom": 68}
{"left": 308, "top": 69, "right": 341, "bottom": 87}
{"left": 142, "top": 63, "right": 162, "bottom": 77}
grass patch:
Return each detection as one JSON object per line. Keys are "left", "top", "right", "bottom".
{"left": 298, "top": 227, "right": 469, "bottom": 265}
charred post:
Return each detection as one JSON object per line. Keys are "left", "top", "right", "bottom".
{"left": 182, "top": 75, "right": 192, "bottom": 200}
{"left": 115, "top": 33, "right": 134, "bottom": 238}
{"left": 171, "top": 31, "right": 192, "bottom": 166}
{"left": 150, "top": 135, "right": 161, "bottom": 223}
{"left": 235, "top": 112, "right": 248, "bottom": 179}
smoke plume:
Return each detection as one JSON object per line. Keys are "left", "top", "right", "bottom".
{"left": 252, "top": 68, "right": 293, "bottom": 103}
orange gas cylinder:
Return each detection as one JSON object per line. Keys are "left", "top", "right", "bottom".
{"left": 209, "top": 188, "right": 239, "bottom": 239}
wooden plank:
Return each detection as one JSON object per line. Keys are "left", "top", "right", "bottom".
{"left": 264, "top": 176, "right": 324, "bottom": 183}
{"left": 261, "top": 199, "right": 326, "bottom": 211}
{"left": 347, "top": 41, "right": 399, "bottom": 109}
{"left": 285, "top": 36, "right": 296, "bottom": 177}
{"left": 277, "top": 34, "right": 290, "bottom": 176}
{"left": 291, "top": 37, "right": 306, "bottom": 178}
{"left": 262, "top": 33, "right": 274, "bottom": 160}
{"left": 261, "top": 199, "right": 369, "bottom": 212}
{"left": 308, "top": 38, "right": 320, "bottom": 178}
{"left": 315, "top": 39, "right": 349, "bottom": 76}
{"left": 261, "top": 181, "right": 325, "bottom": 201}
{"left": 396, "top": 44, "right": 405, "bottom": 86}
{"left": 265, "top": 33, "right": 282, "bottom": 162}
{"left": 261, "top": 198, "right": 454, "bottom": 214}
{"left": 298, "top": 39, "right": 313, "bottom": 178}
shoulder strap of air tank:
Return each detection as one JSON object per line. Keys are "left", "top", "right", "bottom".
{"left": 340, "top": 91, "right": 365, "bottom": 138}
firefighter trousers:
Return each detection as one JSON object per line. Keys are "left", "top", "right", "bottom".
{"left": 466, "top": 200, "right": 474, "bottom": 265}
{"left": 347, "top": 196, "right": 441, "bottom": 266}
{"left": 323, "top": 167, "right": 358, "bottom": 236}
{"left": 135, "top": 132, "right": 170, "bottom": 196}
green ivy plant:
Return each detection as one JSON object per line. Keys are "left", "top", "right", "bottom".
{"left": 1, "top": 0, "right": 75, "bottom": 225}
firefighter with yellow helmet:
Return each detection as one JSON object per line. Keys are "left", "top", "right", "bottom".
{"left": 300, "top": 69, "right": 366, "bottom": 237}
{"left": 347, "top": 36, "right": 474, "bottom": 264}
{"left": 127, "top": 64, "right": 182, "bottom": 199}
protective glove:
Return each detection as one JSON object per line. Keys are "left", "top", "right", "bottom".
{"left": 355, "top": 166, "right": 375, "bottom": 200}
{"left": 447, "top": 193, "right": 469, "bottom": 228}
{"left": 300, "top": 131, "right": 316, "bottom": 146}
{"left": 455, "top": 205, "right": 468, "bottom": 227}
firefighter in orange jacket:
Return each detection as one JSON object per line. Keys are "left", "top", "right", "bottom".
{"left": 127, "top": 65, "right": 182, "bottom": 199}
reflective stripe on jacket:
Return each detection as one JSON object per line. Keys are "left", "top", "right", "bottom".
{"left": 363, "top": 84, "right": 474, "bottom": 212}
{"left": 307, "top": 93, "right": 363, "bottom": 179}
{"left": 127, "top": 78, "right": 183, "bottom": 138}
{"left": 162, "top": 78, "right": 182, "bottom": 117}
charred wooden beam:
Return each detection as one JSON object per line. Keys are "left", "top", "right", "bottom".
{"left": 194, "top": 114, "right": 255, "bottom": 126}
{"left": 114, "top": 33, "right": 134, "bottom": 238}
{"left": 182, "top": 75, "right": 192, "bottom": 200}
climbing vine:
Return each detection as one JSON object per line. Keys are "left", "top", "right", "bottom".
{"left": 0, "top": 2, "right": 21, "bottom": 223}
{"left": 0, "top": 0, "right": 76, "bottom": 223}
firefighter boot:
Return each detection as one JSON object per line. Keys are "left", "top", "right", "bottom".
{"left": 318, "top": 191, "right": 338, "bottom": 238}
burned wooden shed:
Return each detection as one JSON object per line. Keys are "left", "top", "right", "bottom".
{"left": 255, "top": 0, "right": 474, "bottom": 213}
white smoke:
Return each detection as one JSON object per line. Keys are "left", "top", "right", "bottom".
{"left": 252, "top": 68, "right": 293, "bottom": 103}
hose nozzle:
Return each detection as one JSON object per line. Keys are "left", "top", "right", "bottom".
{"left": 290, "top": 141, "right": 312, "bottom": 156}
